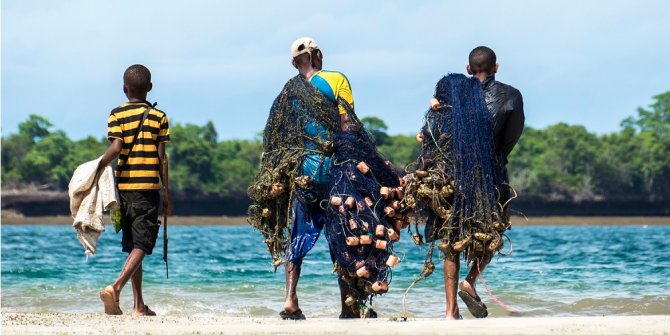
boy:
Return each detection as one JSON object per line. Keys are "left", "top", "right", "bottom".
{"left": 96, "top": 64, "right": 171, "bottom": 316}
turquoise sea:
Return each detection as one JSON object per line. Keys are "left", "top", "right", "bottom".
{"left": 2, "top": 224, "right": 669, "bottom": 318}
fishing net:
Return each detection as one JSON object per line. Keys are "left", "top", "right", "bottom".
{"left": 402, "top": 73, "right": 513, "bottom": 271}
{"left": 324, "top": 100, "right": 405, "bottom": 312}
{"left": 247, "top": 75, "right": 339, "bottom": 268}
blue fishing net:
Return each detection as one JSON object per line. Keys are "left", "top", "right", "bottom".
{"left": 323, "top": 101, "right": 404, "bottom": 310}
{"left": 404, "top": 73, "right": 511, "bottom": 266}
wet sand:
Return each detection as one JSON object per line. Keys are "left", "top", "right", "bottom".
{"left": 2, "top": 213, "right": 669, "bottom": 226}
{"left": 2, "top": 313, "right": 669, "bottom": 335}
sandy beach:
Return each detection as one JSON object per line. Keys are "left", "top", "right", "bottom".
{"left": 2, "top": 313, "right": 669, "bottom": 335}
{"left": 2, "top": 213, "right": 669, "bottom": 226}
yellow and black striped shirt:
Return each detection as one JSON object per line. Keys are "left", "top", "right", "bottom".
{"left": 107, "top": 102, "right": 170, "bottom": 191}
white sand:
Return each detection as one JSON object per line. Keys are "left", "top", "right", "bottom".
{"left": 2, "top": 313, "right": 669, "bottom": 335}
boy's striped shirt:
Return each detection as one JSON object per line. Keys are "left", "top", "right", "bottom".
{"left": 107, "top": 102, "right": 170, "bottom": 191}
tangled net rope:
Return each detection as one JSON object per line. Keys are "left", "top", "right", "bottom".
{"left": 323, "top": 101, "right": 407, "bottom": 314}
{"left": 247, "top": 75, "right": 339, "bottom": 269}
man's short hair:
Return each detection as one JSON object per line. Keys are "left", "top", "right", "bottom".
{"left": 123, "top": 64, "right": 151, "bottom": 92}
{"left": 468, "top": 46, "right": 497, "bottom": 75}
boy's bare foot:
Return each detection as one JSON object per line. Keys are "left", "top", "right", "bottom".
{"left": 99, "top": 285, "right": 123, "bottom": 315}
{"left": 132, "top": 305, "right": 156, "bottom": 316}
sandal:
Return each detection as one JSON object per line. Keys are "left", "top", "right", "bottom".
{"left": 280, "top": 308, "right": 306, "bottom": 320}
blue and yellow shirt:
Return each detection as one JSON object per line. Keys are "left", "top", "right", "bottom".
{"left": 300, "top": 70, "right": 354, "bottom": 183}
{"left": 309, "top": 70, "right": 354, "bottom": 114}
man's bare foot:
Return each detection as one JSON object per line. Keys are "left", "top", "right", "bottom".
{"left": 446, "top": 312, "right": 463, "bottom": 320}
{"left": 99, "top": 285, "right": 123, "bottom": 315}
{"left": 459, "top": 280, "right": 478, "bottom": 298}
{"left": 132, "top": 305, "right": 156, "bottom": 316}
{"left": 458, "top": 280, "right": 488, "bottom": 318}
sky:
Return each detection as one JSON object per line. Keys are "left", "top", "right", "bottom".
{"left": 2, "top": 1, "right": 670, "bottom": 140}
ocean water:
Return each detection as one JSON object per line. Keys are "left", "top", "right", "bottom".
{"left": 2, "top": 224, "right": 669, "bottom": 318}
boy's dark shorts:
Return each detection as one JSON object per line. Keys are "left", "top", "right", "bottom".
{"left": 119, "top": 191, "right": 160, "bottom": 255}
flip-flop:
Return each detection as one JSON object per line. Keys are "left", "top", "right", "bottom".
{"left": 458, "top": 290, "right": 488, "bottom": 318}
{"left": 99, "top": 286, "right": 123, "bottom": 315}
{"left": 133, "top": 305, "right": 157, "bottom": 317}
{"left": 280, "top": 309, "right": 306, "bottom": 320}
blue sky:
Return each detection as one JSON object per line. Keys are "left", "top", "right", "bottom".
{"left": 2, "top": 1, "right": 669, "bottom": 140}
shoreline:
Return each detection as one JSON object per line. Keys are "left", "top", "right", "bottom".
{"left": 1, "top": 214, "right": 669, "bottom": 226}
{"left": 2, "top": 313, "right": 669, "bottom": 335}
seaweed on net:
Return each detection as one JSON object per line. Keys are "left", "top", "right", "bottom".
{"left": 323, "top": 100, "right": 405, "bottom": 312}
{"left": 403, "top": 73, "right": 512, "bottom": 266}
{"left": 247, "top": 75, "right": 339, "bottom": 269}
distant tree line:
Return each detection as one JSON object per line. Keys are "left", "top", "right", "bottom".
{"left": 2, "top": 92, "right": 669, "bottom": 203}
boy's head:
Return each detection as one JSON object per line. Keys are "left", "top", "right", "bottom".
{"left": 123, "top": 64, "right": 152, "bottom": 99}
{"left": 466, "top": 46, "right": 498, "bottom": 76}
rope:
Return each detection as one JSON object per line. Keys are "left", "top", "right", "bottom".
{"left": 477, "top": 261, "right": 518, "bottom": 313}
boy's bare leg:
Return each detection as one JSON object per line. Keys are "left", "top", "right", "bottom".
{"left": 101, "top": 248, "right": 145, "bottom": 315}
{"left": 444, "top": 257, "right": 461, "bottom": 319}
{"left": 130, "top": 263, "right": 155, "bottom": 316}
{"left": 283, "top": 262, "right": 301, "bottom": 313}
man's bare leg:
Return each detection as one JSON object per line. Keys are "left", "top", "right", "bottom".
{"left": 283, "top": 261, "right": 301, "bottom": 313}
{"left": 460, "top": 255, "right": 491, "bottom": 298}
{"left": 444, "top": 257, "right": 461, "bottom": 319}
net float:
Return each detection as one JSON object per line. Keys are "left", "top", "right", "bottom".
{"left": 380, "top": 187, "right": 391, "bottom": 199}
{"left": 338, "top": 205, "right": 346, "bottom": 215}
{"left": 348, "top": 219, "right": 358, "bottom": 230}
{"left": 394, "top": 220, "right": 404, "bottom": 232}
{"left": 399, "top": 176, "right": 408, "bottom": 187}
{"left": 416, "top": 132, "right": 424, "bottom": 143}
{"left": 387, "top": 228, "right": 399, "bottom": 241}
{"left": 386, "top": 254, "right": 400, "bottom": 267}
{"left": 359, "top": 235, "right": 372, "bottom": 244}
{"left": 452, "top": 237, "right": 471, "bottom": 251}
{"left": 394, "top": 188, "right": 404, "bottom": 200}
{"left": 371, "top": 281, "right": 389, "bottom": 292}
{"left": 429, "top": 97, "right": 441, "bottom": 110}
{"left": 345, "top": 236, "right": 360, "bottom": 246}
{"left": 474, "top": 232, "right": 493, "bottom": 241}
{"left": 375, "top": 240, "right": 387, "bottom": 250}
{"left": 356, "top": 266, "right": 370, "bottom": 278}
{"left": 487, "top": 237, "right": 503, "bottom": 252}
{"left": 385, "top": 160, "right": 394, "bottom": 170}
{"left": 412, "top": 232, "right": 424, "bottom": 245}
{"left": 364, "top": 197, "right": 374, "bottom": 207}
{"left": 345, "top": 295, "right": 356, "bottom": 306}
{"left": 269, "top": 183, "right": 284, "bottom": 197}
{"left": 344, "top": 196, "right": 356, "bottom": 209}
{"left": 383, "top": 207, "right": 395, "bottom": 217}
{"left": 421, "top": 260, "right": 435, "bottom": 277}
{"left": 357, "top": 161, "right": 370, "bottom": 174}
{"left": 375, "top": 225, "right": 386, "bottom": 237}
{"left": 391, "top": 200, "right": 401, "bottom": 210}
{"left": 415, "top": 170, "right": 428, "bottom": 178}
{"left": 330, "top": 196, "right": 342, "bottom": 206}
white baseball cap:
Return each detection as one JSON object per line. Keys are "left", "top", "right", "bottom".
{"left": 291, "top": 37, "right": 319, "bottom": 58}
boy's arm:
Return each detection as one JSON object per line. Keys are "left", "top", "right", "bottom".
{"left": 95, "top": 139, "right": 123, "bottom": 178}
{"left": 157, "top": 142, "right": 172, "bottom": 215}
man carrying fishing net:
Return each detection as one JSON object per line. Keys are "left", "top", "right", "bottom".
{"left": 248, "top": 37, "right": 402, "bottom": 320}
{"left": 405, "top": 46, "right": 524, "bottom": 319}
